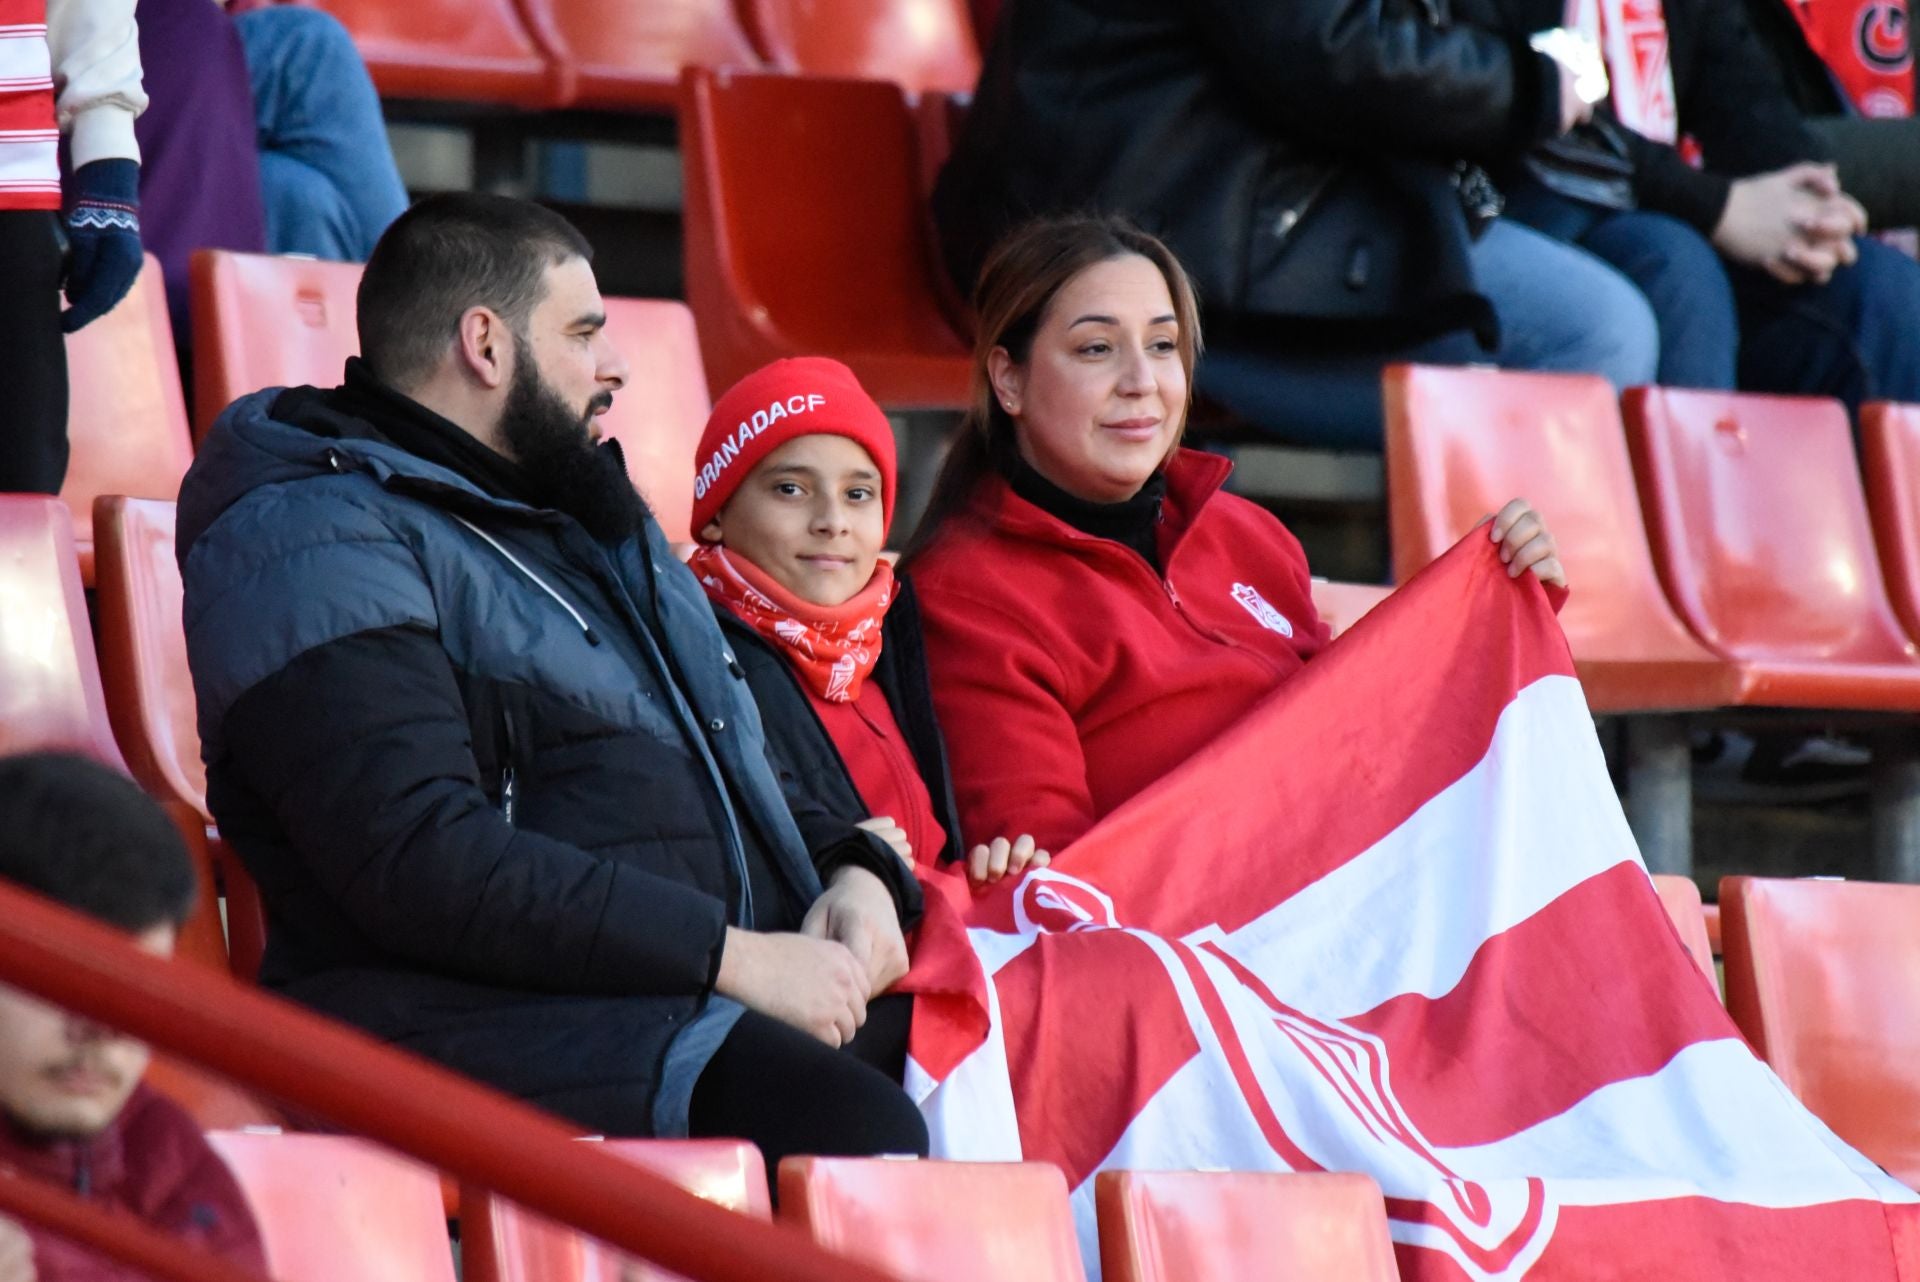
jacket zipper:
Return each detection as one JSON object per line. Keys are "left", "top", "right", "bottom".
{"left": 451, "top": 514, "right": 603, "bottom": 647}
{"left": 498, "top": 707, "right": 518, "bottom": 826}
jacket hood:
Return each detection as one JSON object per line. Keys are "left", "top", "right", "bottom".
{"left": 177, "top": 386, "right": 528, "bottom": 567}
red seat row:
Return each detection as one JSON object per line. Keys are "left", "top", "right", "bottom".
{"left": 291, "top": 0, "right": 981, "bottom": 109}
{"left": 210, "top": 1130, "right": 1401, "bottom": 1282}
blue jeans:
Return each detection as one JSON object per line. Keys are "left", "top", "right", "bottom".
{"left": 235, "top": 6, "right": 409, "bottom": 262}
{"left": 1509, "top": 181, "right": 1920, "bottom": 415}
{"left": 1199, "top": 218, "right": 1659, "bottom": 450}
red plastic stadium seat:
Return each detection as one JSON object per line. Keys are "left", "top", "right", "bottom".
{"left": 63, "top": 254, "right": 194, "bottom": 584}
{"left": 294, "top": 0, "right": 555, "bottom": 106}
{"left": 1622, "top": 387, "right": 1920, "bottom": 709}
{"left": 190, "top": 250, "right": 363, "bottom": 440}
{"left": 740, "top": 0, "right": 981, "bottom": 94}
{"left": 1310, "top": 579, "right": 1392, "bottom": 640}
{"left": 190, "top": 251, "right": 711, "bottom": 539}
{"left": 1384, "top": 365, "right": 1736, "bottom": 712}
{"left": 209, "top": 1132, "right": 457, "bottom": 1282}
{"left": 680, "top": 68, "right": 972, "bottom": 408}
{"left": 1720, "top": 876, "right": 1920, "bottom": 1189}
{"left": 779, "top": 1158, "right": 1085, "bottom": 1281}
{"left": 515, "top": 0, "right": 761, "bottom": 111}
{"left": 1861, "top": 402, "right": 1920, "bottom": 647}
{"left": 463, "top": 1140, "right": 769, "bottom": 1282}
{"left": 1096, "top": 1169, "right": 1399, "bottom": 1282}
{"left": 0, "top": 497, "right": 124, "bottom": 764}
{"left": 1650, "top": 873, "right": 1715, "bottom": 986}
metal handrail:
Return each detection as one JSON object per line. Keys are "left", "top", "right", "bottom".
{"left": 0, "top": 879, "right": 902, "bottom": 1282}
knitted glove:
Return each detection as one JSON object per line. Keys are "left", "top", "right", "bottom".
{"left": 63, "top": 158, "right": 143, "bottom": 333}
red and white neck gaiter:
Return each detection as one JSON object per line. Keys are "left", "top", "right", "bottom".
{"left": 0, "top": 1, "right": 58, "bottom": 211}
{"left": 689, "top": 545, "right": 896, "bottom": 703}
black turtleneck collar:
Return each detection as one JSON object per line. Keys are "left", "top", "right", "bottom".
{"left": 1010, "top": 460, "right": 1168, "bottom": 572}
{"left": 331, "top": 357, "right": 544, "bottom": 508}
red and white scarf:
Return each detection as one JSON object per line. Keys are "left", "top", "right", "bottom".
{"left": 1789, "top": 0, "right": 1913, "bottom": 118}
{"left": 689, "top": 545, "right": 895, "bottom": 703}
{"left": 1570, "top": 0, "right": 1680, "bottom": 144}
{"left": 0, "top": 1, "right": 58, "bottom": 211}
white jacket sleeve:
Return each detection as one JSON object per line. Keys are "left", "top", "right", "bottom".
{"left": 46, "top": 0, "right": 147, "bottom": 168}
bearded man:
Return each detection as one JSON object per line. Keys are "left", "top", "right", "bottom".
{"left": 178, "top": 194, "right": 927, "bottom": 1175}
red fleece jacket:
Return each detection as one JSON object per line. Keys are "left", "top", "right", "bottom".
{"left": 0, "top": 1085, "right": 265, "bottom": 1282}
{"left": 912, "top": 449, "right": 1329, "bottom": 852}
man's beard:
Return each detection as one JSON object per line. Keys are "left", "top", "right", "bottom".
{"left": 499, "top": 355, "right": 649, "bottom": 542}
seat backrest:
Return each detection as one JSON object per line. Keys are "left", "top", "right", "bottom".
{"left": 63, "top": 254, "right": 194, "bottom": 574}
{"left": 740, "top": 0, "right": 980, "bottom": 94}
{"left": 463, "top": 1140, "right": 769, "bottom": 1282}
{"left": 779, "top": 1158, "right": 1085, "bottom": 1282}
{"left": 1384, "top": 365, "right": 1720, "bottom": 677}
{"left": 678, "top": 67, "right": 971, "bottom": 405}
{"left": 190, "top": 252, "right": 707, "bottom": 536}
{"left": 1649, "top": 873, "right": 1715, "bottom": 986}
{"left": 301, "top": 0, "right": 553, "bottom": 104}
{"left": 1861, "top": 402, "right": 1920, "bottom": 647}
{"left": 191, "top": 250, "right": 363, "bottom": 441}
{"left": 93, "top": 497, "right": 206, "bottom": 817}
{"left": 1096, "top": 1170, "right": 1399, "bottom": 1282}
{"left": 208, "top": 1132, "right": 457, "bottom": 1282}
{"left": 515, "top": 0, "right": 760, "bottom": 109}
{"left": 598, "top": 298, "right": 711, "bottom": 542}
{"left": 1623, "top": 387, "right": 1917, "bottom": 665}
{"left": 0, "top": 497, "right": 124, "bottom": 764}
{"left": 1719, "top": 876, "right": 1920, "bottom": 1188}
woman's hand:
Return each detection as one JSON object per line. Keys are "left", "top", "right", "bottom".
{"left": 855, "top": 816, "right": 913, "bottom": 870}
{"left": 967, "top": 834, "right": 1051, "bottom": 886}
{"left": 1485, "top": 498, "right": 1567, "bottom": 589}
{"left": 0, "top": 1215, "right": 36, "bottom": 1282}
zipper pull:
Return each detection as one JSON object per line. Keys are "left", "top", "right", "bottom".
{"left": 1164, "top": 579, "right": 1182, "bottom": 609}
{"left": 501, "top": 767, "right": 517, "bottom": 825}
{"left": 500, "top": 709, "right": 519, "bottom": 824}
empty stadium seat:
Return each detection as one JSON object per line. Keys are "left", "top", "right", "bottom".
{"left": 208, "top": 1132, "right": 458, "bottom": 1282}
{"left": 1650, "top": 873, "right": 1716, "bottom": 985}
{"left": 1310, "top": 579, "right": 1392, "bottom": 640}
{"left": 295, "top": 0, "right": 556, "bottom": 106}
{"left": 1719, "top": 876, "right": 1920, "bottom": 1189}
{"left": 1384, "top": 365, "right": 1737, "bottom": 714}
{"left": 189, "top": 251, "right": 711, "bottom": 540}
{"left": 92, "top": 496, "right": 267, "bottom": 981}
{"left": 1622, "top": 387, "right": 1920, "bottom": 710}
{"left": 680, "top": 68, "right": 972, "bottom": 408}
{"left": 1096, "top": 1169, "right": 1399, "bottom": 1282}
{"left": 1861, "top": 402, "right": 1920, "bottom": 647}
{"left": 463, "top": 1140, "right": 769, "bottom": 1282}
{"left": 779, "top": 1158, "right": 1085, "bottom": 1281}
{"left": 741, "top": 0, "right": 981, "bottom": 94}
{"left": 63, "top": 254, "right": 194, "bottom": 583}
{"left": 190, "top": 250, "right": 363, "bottom": 440}
{"left": 515, "top": 0, "right": 761, "bottom": 111}
{"left": 0, "top": 497, "right": 125, "bottom": 764}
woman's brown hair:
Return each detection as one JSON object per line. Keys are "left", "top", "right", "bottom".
{"left": 901, "top": 214, "right": 1203, "bottom": 562}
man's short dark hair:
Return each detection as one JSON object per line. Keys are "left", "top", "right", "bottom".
{"left": 357, "top": 192, "right": 595, "bottom": 390}
{"left": 0, "top": 753, "right": 196, "bottom": 933}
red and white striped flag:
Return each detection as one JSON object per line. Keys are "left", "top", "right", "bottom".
{"left": 898, "top": 533, "right": 1920, "bottom": 1280}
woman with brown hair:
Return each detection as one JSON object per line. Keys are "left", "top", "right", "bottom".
{"left": 906, "top": 214, "right": 1567, "bottom": 852}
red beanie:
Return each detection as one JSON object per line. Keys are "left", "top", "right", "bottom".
{"left": 692, "top": 358, "right": 897, "bottom": 540}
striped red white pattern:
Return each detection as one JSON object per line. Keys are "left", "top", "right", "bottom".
{"left": 899, "top": 534, "right": 1920, "bottom": 1281}
{"left": 0, "top": 3, "right": 58, "bottom": 210}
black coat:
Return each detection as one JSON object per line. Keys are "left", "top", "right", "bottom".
{"left": 934, "top": 0, "right": 1566, "bottom": 345}
{"left": 179, "top": 378, "right": 918, "bottom": 1138}
{"left": 715, "top": 578, "right": 967, "bottom": 869}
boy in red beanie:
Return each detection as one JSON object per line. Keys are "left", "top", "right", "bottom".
{"left": 690, "top": 357, "right": 1049, "bottom": 892}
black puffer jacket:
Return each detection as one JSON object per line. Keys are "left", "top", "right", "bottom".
{"left": 934, "top": 0, "right": 1565, "bottom": 345}
{"left": 716, "top": 578, "right": 966, "bottom": 869}
{"left": 179, "top": 370, "right": 916, "bottom": 1137}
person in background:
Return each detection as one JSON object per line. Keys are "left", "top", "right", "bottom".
{"left": 0, "top": 752, "right": 266, "bottom": 1282}
{"left": 0, "top": 0, "right": 146, "bottom": 494}
{"left": 907, "top": 215, "right": 1566, "bottom": 851}
{"left": 689, "top": 356, "right": 1050, "bottom": 887}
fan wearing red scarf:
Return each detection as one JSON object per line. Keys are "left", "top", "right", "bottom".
{"left": 689, "top": 358, "right": 1049, "bottom": 900}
